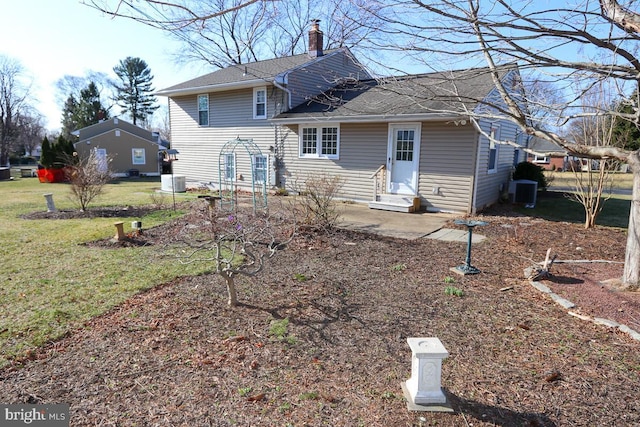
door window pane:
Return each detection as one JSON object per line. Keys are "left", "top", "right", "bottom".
{"left": 395, "top": 130, "right": 414, "bottom": 161}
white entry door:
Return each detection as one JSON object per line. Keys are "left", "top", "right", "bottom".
{"left": 387, "top": 124, "right": 420, "bottom": 195}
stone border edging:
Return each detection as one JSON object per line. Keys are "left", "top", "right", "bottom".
{"left": 529, "top": 280, "right": 640, "bottom": 342}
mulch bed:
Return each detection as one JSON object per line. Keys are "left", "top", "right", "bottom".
{"left": 2, "top": 199, "right": 639, "bottom": 426}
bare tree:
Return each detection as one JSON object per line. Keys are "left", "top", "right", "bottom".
{"left": 55, "top": 72, "right": 113, "bottom": 108}
{"left": 564, "top": 83, "right": 617, "bottom": 228}
{"left": 166, "top": 201, "right": 296, "bottom": 306}
{"left": 84, "top": 0, "right": 382, "bottom": 68}
{"left": 341, "top": 0, "right": 640, "bottom": 287}
{"left": 65, "top": 149, "right": 113, "bottom": 211}
{"left": 14, "top": 110, "right": 46, "bottom": 159}
{"left": 0, "top": 55, "right": 30, "bottom": 166}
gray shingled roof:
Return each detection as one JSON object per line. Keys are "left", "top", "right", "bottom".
{"left": 159, "top": 50, "right": 340, "bottom": 93}
{"left": 528, "top": 136, "right": 566, "bottom": 154}
{"left": 274, "top": 66, "right": 512, "bottom": 120}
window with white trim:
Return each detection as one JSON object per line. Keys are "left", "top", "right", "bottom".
{"left": 253, "top": 87, "right": 267, "bottom": 119}
{"left": 487, "top": 126, "right": 499, "bottom": 173}
{"left": 253, "top": 154, "right": 268, "bottom": 183}
{"left": 132, "top": 148, "right": 145, "bottom": 165}
{"left": 224, "top": 153, "right": 235, "bottom": 181}
{"left": 299, "top": 124, "right": 340, "bottom": 159}
{"left": 198, "top": 94, "right": 209, "bottom": 126}
{"left": 533, "top": 155, "right": 549, "bottom": 164}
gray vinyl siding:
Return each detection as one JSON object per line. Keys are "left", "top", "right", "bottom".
{"left": 168, "top": 86, "right": 285, "bottom": 186}
{"left": 286, "top": 52, "right": 370, "bottom": 109}
{"left": 281, "top": 121, "right": 477, "bottom": 213}
{"left": 418, "top": 122, "right": 477, "bottom": 213}
{"left": 280, "top": 122, "right": 387, "bottom": 201}
{"left": 472, "top": 118, "right": 521, "bottom": 212}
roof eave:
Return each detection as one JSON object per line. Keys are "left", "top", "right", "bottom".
{"left": 270, "top": 113, "right": 466, "bottom": 124}
{"left": 155, "top": 79, "right": 271, "bottom": 97}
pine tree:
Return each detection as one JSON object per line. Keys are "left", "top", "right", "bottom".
{"left": 60, "top": 82, "right": 109, "bottom": 137}
{"left": 612, "top": 102, "right": 640, "bottom": 151}
{"left": 60, "top": 95, "right": 79, "bottom": 138}
{"left": 40, "top": 136, "right": 53, "bottom": 168}
{"left": 112, "top": 57, "right": 159, "bottom": 125}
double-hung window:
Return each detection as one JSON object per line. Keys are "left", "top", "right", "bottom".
{"left": 198, "top": 94, "right": 209, "bottom": 126}
{"left": 299, "top": 124, "right": 339, "bottom": 159}
{"left": 224, "top": 153, "right": 235, "bottom": 181}
{"left": 487, "top": 125, "right": 499, "bottom": 173}
{"left": 253, "top": 154, "right": 268, "bottom": 183}
{"left": 253, "top": 87, "right": 267, "bottom": 119}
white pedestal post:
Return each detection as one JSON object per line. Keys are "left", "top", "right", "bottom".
{"left": 43, "top": 193, "right": 56, "bottom": 212}
{"left": 402, "top": 337, "right": 453, "bottom": 412}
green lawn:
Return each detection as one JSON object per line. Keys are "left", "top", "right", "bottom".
{"left": 0, "top": 176, "right": 211, "bottom": 367}
{"left": 515, "top": 191, "right": 630, "bottom": 229}
{"left": 546, "top": 170, "right": 634, "bottom": 190}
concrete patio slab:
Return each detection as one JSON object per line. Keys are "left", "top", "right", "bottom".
{"left": 336, "top": 202, "right": 485, "bottom": 243}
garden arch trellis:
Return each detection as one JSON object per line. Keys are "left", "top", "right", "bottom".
{"left": 218, "top": 137, "right": 268, "bottom": 212}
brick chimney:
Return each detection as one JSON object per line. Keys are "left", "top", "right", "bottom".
{"left": 308, "top": 19, "right": 324, "bottom": 58}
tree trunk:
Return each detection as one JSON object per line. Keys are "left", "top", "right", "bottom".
{"left": 623, "top": 162, "right": 640, "bottom": 285}
{"left": 223, "top": 272, "right": 238, "bottom": 306}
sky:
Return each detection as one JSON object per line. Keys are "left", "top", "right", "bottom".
{"left": 0, "top": 0, "right": 207, "bottom": 132}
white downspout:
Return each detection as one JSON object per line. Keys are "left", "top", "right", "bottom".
{"left": 271, "top": 74, "right": 292, "bottom": 190}
{"left": 470, "top": 119, "right": 484, "bottom": 215}
{"left": 273, "top": 73, "right": 292, "bottom": 111}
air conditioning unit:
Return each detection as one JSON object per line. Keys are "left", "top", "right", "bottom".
{"left": 161, "top": 174, "right": 187, "bottom": 193}
{"left": 509, "top": 179, "right": 538, "bottom": 207}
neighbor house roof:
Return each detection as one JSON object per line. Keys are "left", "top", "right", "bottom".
{"left": 528, "top": 136, "right": 566, "bottom": 155}
{"left": 156, "top": 49, "right": 342, "bottom": 97}
{"left": 73, "top": 117, "right": 162, "bottom": 149}
{"left": 272, "top": 66, "right": 517, "bottom": 123}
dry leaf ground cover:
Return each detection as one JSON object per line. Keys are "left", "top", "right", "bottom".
{"left": 1, "top": 198, "right": 639, "bottom": 426}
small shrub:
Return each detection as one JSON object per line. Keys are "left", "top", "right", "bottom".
{"left": 390, "top": 263, "right": 407, "bottom": 271}
{"left": 238, "top": 387, "right": 253, "bottom": 397}
{"left": 149, "top": 191, "right": 167, "bottom": 209}
{"left": 293, "top": 273, "right": 308, "bottom": 282}
{"left": 299, "top": 391, "right": 319, "bottom": 400}
{"left": 65, "top": 150, "right": 113, "bottom": 211}
{"left": 278, "top": 402, "right": 292, "bottom": 413}
{"left": 444, "top": 276, "right": 455, "bottom": 284}
{"left": 269, "top": 318, "right": 296, "bottom": 344}
{"left": 513, "top": 162, "right": 548, "bottom": 190}
{"left": 444, "top": 286, "right": 464, "bottom": 297}
{"left": 293, "top": 174, "right": 344, "bottom": 230}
